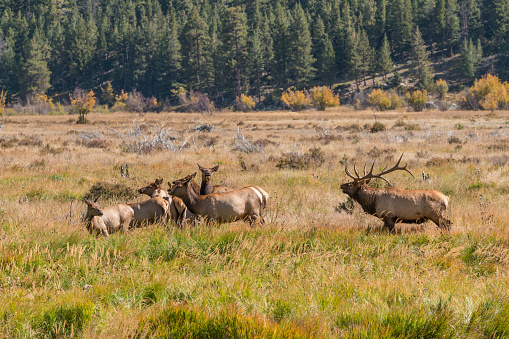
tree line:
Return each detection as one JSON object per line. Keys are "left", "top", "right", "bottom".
{"left": 0, "top": 0, "right": 506, "bottom": 107}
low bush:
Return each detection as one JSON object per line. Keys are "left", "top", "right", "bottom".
{"left": 235, "top": 94, "right": 256, "bottom": 112}
{"left": 281, "top": 89, "right": 310, "bottom": 111}
{"left": 276, "top": 147, "right": 324, "bottom": 169}
{"left": 310, "top": 86, "right": 340, "bottom": 111}
{"left": 83, "top": 181, "right": 137, "bottom": 201}
{"left": 406, "top": 90, "right": 428, "bottom": 111}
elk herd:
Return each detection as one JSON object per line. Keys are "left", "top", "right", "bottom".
{"left": 83, "top": 154, "right": 452, "bottom": 237}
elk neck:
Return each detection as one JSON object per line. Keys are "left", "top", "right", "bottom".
{"left": 200, "top": 179, "right": 212, "bottom": 195}
{"left": 353, "top": 185, "right": 379, "bottom": 215}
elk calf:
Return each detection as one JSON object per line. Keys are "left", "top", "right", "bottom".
{"left": 83, "top": 198, "right": 134, "bottom": 237}
{"left": 340, "top": 154, "right": 451, "bottom": 232}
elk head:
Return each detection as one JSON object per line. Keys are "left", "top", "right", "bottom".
{"left": 138, "top": 178, "right": 164, "bottom": 195}
{"left": 197, "top": 164, "right": 219, "bottom": 183}
{"left": 169, "top": 173, "right": 197, "bottom": 197}
{"left": 83, "top": 197, "right": 103, "bottom": 217}
{"left": 340, "top": 154, "right": 415, "bottom": 196}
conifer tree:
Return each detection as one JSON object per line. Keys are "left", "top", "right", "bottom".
{"left": 20, "top": 33, "right": 51, "bottom": 99}
{"left": 378, "top": 34, "right": 394, "bottom": 79}
{"left": 181, "top": 6, "right": 212, "bottom": 90}
{"left": 357, "top": 29, "right": 373, "bottom": 86}
{"left": 220, "top": 6, "right": 248, "bottom": 98}
{"left": 288, "top": 4, "right": 315, "bottom": 88}
{"left": 271, "top": 3, "right": 291, "bottom": 90}
{"left": 461, "top": 38, "right": 482, "bottom": 79}
{"left": 388, "top": 0, "right": 414, "bottom": 55}
{"left": 410, "top": 27, "right": 434, "bottom": 88}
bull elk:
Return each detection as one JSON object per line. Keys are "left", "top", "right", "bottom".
{"left": 138, "top": 178, "right": 198, "bottom": 226}
{"left": 340, "top": 154, "right": 451, "bottom": 232}
{"left": 83, "top": 197, "right": 134, "bottom": 237}
{"left": 168, "top": 173, "right": 268, "bottom": 226}
{"left": 197, "top": 163, "right": 233, "bottom": 195}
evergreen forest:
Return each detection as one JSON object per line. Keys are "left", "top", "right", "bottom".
{"left": 0, "top": 0, "right": 506, "bottom": 107}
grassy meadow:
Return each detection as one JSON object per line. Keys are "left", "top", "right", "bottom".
{"left": 1, "top": 108, "right": 509, "bottom": 338}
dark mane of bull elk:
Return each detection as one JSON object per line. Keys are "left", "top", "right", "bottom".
{"left": 340, "top": 154, "right": 451, "bottom": 232}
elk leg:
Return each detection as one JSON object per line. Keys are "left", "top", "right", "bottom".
{"left": 383, "top": 217, "right": 396, "bottom": 233}
{"left": 439, "top": 217, "right": 452, "bottom": 231}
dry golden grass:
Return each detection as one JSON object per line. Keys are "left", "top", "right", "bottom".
{"left": 1, "top": 108, "right": 509, "bottom": 337}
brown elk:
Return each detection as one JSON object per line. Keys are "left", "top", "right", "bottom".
{"left": 197, "top": 164, "right": 233, "bottom": 195}
{"left": 138, "top": 178, "right": 198, "bottom": 226}
{"left": 137, "top": 178, "right": 169, "bottom": 199}
{"left": 128, "top": 197, "right": 169, "bottom": 226}
{"left": 340, "top": 154, "right": 451, "bottom": 232}
{"left": 83, "top": 197, "right": 134, "bottom": 237}
{"left": 168, "top": 173, "right": 268, "bottom": 226}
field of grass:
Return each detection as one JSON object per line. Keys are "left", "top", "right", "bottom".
{"left": 1, "top": 108, "right": 509, "bottom": 338}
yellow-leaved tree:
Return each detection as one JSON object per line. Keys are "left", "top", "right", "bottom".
{"left": 310, "top": 86, "right": 340, "bottom": 111}
{"left": 406, "top": 90, "right": 427, "bottom": 111}
{"left": 70, "top": 88, "right": 95, "bottom": 124}
{"left": 0, "top": 90, "right": 6, "bottom": 116}
{"left": 281, "top": 89, "right": 310, "bottom": 111}
{"left": 368, "top": 89, "right": 402, "bottom": 111}
{"left": 468, "top": 74, "right": 509, "bottom": 112}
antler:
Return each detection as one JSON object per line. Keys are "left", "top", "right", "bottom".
{"left": 345, "top": 153, "right": 415, "bottom": 186}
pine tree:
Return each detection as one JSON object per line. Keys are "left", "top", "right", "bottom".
{"left": 20, "top": 33, "right": 51, "bottom": 99}
{"left": 181, "top": 6, "right": 212, "bottom": 91}
{"left": 410, "top": 27, "right": 434, "bottom": 88}
{"left": 288, "top": 4, "right": 315, "bottom": 88}
{"left": 388, "top": 0, "right": 414, "bottom": 56}
{"left": 378, "top": 34, "right": 394, "bottom": 79}
{"left": 347, "top": 29, "right": 362, "bottom": 90}
{"left": 357, "top": 29, "right": 374, "bottom": 86}
{"left": 271, "top": 3, "right": 291, "bottom": 90}
{"left": 461, "top": 38, "right": 482, "bottom": 79}
{"left": 445, "top": 0, "right": 460, "bottom": 55}
{"left": 220, "top": 6, "right": 248, "bottom": 99}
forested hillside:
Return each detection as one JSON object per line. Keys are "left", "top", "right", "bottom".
{"left": 0, "top": 0, "right": 506, "bottom": 106}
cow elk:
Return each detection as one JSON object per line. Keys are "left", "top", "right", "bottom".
{"left": 128, "top": 197, "right": 169, "bottom": 226}
{"left": 138, "top": 178, "right": 198, "bottom": 226}
{"left": 83, "top": 197, "right": 134, "bottom": 237}
{"left": 197, "top": 163, "right": 233, "bottom": 195}
{"left": 168, "top": 173, "right": 268, "bottom": 226}
{"left": 340, "top": 154, "right": 451, "bottom": 232}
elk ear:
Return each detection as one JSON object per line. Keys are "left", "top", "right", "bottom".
{"left": 156, "top": 178, "right": 163, "bottom": 186}
{"left": 197, "top": 163, "right": 204, "bottom": 171}
{"left": 364, "top": 178, "right": 371, "bottom": 185}
{"left": 94, "top": 196, "right": 100, "bottom": 203}
{"left": 211, "top": 165, "right": 219, "bottom": 172}
{"left": 191, "top": 172, "right": 197, "bottom": 179}
{"left": 83, "top": 197, "right": 90, "bottom": 205}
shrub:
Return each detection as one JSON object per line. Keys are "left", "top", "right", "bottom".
{"left": 175, "top": 88, "right": 214, "bottom": 114}
{"left": 84, "top": 182, "right": 137, "bottom": 201}
{"left": 310, "top": 86, "right": 340, "bottom": 111}
{"left": 33, "top": 93, "right": 55, "bottom": 115}
{"left": 235, "top": 93, "right": 256, "bottom": 112}
{"left": 115, "top": 89, "right": 128, "bottom": 103}
{"left": 388, "top": 92, "right": 403, "bottom": 109}
{"left": 69, "top": 88, "right": 95, "bottom": 124}
{"left": 125, "top": 89, "right": 146, "bottom": 113}
{"left": 281, "top": 89, "right": 310, "bottom": 111}
{"left": 276, "top": 147, "right": 324, "bottom": 169}
{"left": 370, "top": 121, "right": 386, "bottom": 133}
{"left": 101, "top": 82, "right": 115, "bottom": 108}
{"left": 466, "top": 74, "right": 509, "bottom": 111}
{"left": 435, "top": 79, "right": 449, "bottom": 100}
{"left": 368, "top": 89, "right": 391, "bottom": 111}
{"left": 406, "top": 90, "right": 428, "bottom": 111}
